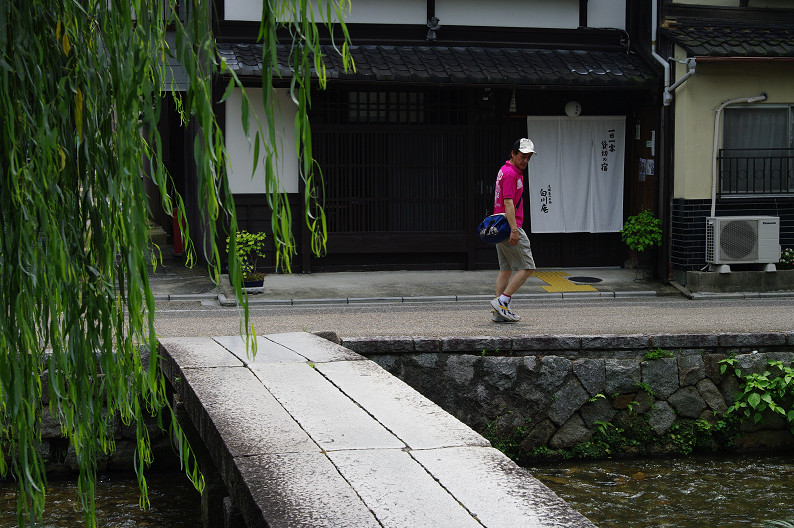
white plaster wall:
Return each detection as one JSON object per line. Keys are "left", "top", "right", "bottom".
{"left": 672, "top": 50, "right": 794, "bottom": 199}
{"left": 224, "top": 0, "right": 587, "bottom": 28}
{"left": 436, "top": 0, "right": 579, "bottom": 29}
{"left": 587, "top": 0, "right": 626, "bottom": 30}
{"left": 225, "top": 88, "right": 299, "bottom": 194}
{"left": 224, "top": 0, "right": 425, "bottom": 24}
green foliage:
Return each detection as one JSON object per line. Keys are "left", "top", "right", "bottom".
{"left": 0, "top": 0, "right": 352, "bottom": 526}
{"left": 570, "top": 421, "right": 623, "bottom": 459}
{"left": 620, "top": 210, "right": 663, "bottom": 252}
{"left": 644, "top": 347, "right": 673, "bottom": 361}
{"left": 226, "top": 231, "right": 267, "bottom": 280}
{"left": 666, "top": 419, "right": 718, "bottom": 455}
{"left": 483, "top": 415, "right": 531, "bottom": 463}
{"left": 779, "top": 247, "right": 794, "bottom": 270}
{"left": 721, "top": 358, "right": 794, "bottom": 432}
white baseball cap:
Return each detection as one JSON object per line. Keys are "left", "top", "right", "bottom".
{"left": 517, "top": 138, "right": 536, "bottom": 154}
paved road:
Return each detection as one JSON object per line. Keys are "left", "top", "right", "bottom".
{"left": 153, "top": 296, "right": 794, "bottom": 339}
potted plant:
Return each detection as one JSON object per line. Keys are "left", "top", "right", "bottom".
{"left": 620, "top": 209, "right": 662, "bottom": 270}
{"left": 226, "top": 230, "right": 267, "bottom": 287}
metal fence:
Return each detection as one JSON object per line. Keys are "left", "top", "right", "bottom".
{"left": 719, "top": 148, "right": 794, "bottom": 196}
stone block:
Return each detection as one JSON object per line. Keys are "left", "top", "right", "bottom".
{"left": 678, "top": 354, "right": 706, "bottom": 386}
{"left": 235, "top": 452, "right": 381, "bottom": 528}
{"left": 341, "top": 336, "right": 413, "bottom": 354}
{"left": 649, "top": 333, "right": 719, "bottom": 349}
{"left": 267, "top": 332, "right": 365, "bottom": 362}
{"left": 414, "top": 337, "right": 442, "bottom": 352}
{"left": 641, "top": 357, "right": 678, "bottom": 399}
{"left": 483, "top": 356, "right": 521, "bottom": 391}
{"left": 521, "top": 418, "right": 557, "bottom": 450}
{"left": 696, "top": 378, "right": 729, "bottom": 414}
{"left": 648, "top": 401, "right": 676, "bottom": 435}
{"left": 548, "top": 379, "right": 590, "bottom": 426}
{"left": 581, "top": 334, "right": 650, "bottom": 350}
{"left": 446, "top": 354, "right": 479, "bottom": 386}
{"left": 573, "top": 358, "right": 605, "bottom": 397}
{"left": 703, "top": 353, "right": 729, "bottom": 383}
{"left": 579, "top": 397, "right": 616, "bottom": 429}
{"left": 539, "top": 356, "right": 572, "bottom": 393}
{"left": 668, "top": 386, "right": 707, "bottom": 418}
{"left": 549, "top": 414, "right": 592, "bottom": 449}
{"left": 512, "top": 335, "right": 581, "bottom": 353}
{"left": 317, "top": 360, "right": 488, "bottom": 450}
{"left": 734, "top": 352, "right": 771, "bottom": 376}
{"left": 329, "top": 449, "right": 482, "bottom": 528}
{"left": 412, "top": 446, "right": 597, "bottom": 527}
{"left": 604, "top": 359, "right": 641, "bottom": 394}
{"left": 719, "top": 332, "right": 787, "bottom": 349}
{"left": 441, "top": 336, "right": 511, "bottom": 354}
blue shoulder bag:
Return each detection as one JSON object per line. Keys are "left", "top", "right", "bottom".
{"left": 478, "top": 195, "right": 522, "bottom": 244}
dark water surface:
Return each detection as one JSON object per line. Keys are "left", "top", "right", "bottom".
{"left": 0, "top": 472, "right": 200, "bottom": 527}
{"left": 527, "top": 454, "right": 794, "bottom": 528}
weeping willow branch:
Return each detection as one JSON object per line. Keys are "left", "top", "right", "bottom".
{"left": 0, "top": 0, "right": 352, "bottom": 526}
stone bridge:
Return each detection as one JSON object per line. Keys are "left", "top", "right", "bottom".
{"left": 158, "top": 332, "right": 594, "bottom": 528}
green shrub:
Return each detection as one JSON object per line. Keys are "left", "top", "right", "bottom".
{"left": 620, "top": 210, "right": 662, "bottom": 252}
{"left": 226, "top": 230, "right": 267, "bottom": 280}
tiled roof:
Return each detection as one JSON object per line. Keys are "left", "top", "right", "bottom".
{"left": 217, "top": 43, "right": 656, "bottom": 88}
{"left": 661, "top": 19, "right": 794, "bottom": 57}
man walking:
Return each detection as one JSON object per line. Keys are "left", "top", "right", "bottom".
{"left": 491, "top": 138, "right": 537, "bottom": 322}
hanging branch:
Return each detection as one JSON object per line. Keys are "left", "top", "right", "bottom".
{"left": 0, "top": 0, "right": 352, "bottom": 526}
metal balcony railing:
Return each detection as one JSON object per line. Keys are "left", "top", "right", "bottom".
{"left": 718, "top": 148, "right": 794, "bottom": 196}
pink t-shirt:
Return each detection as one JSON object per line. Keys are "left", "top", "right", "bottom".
{"left": 493, "top": 160, "right": 524, "bottom": 228}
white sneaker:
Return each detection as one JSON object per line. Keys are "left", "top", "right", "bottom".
{"left": 490, "top": 298, "right": 520, "bottom": 322}
{"left": 492, "top": 310, "right": 508, "bottom": 322}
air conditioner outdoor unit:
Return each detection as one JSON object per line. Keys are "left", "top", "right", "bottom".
{"left": 705, "top": 216, "right": 781, "bottom": 272}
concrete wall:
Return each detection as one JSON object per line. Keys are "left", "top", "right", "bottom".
{"left": 344, "top": 333, "right": 794, "bottom": 460}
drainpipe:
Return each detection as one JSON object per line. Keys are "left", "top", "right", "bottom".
{"left": 650, "top": 2, "right": 671, "bottom": 106}
{"left": 710, "top": 93, "right": 768, "bottom": 217}
{"left": 668, "top": 57, "right": 696, "bottom": 94}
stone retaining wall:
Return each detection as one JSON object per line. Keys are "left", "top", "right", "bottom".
{"left": 342, "top": 332, "right": 794, "bottom": 460}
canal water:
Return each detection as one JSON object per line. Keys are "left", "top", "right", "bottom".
{"left": 0, "top": 472, "right": 200, "bottom": 527}
{"left": 527, "top": 454, "right": 794, "bottom": 527}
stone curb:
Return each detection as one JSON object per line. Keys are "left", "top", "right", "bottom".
{"left": 341, "top": 332, "right": 794, "bottom": 356}
{"left": 670, "top": 281, "right": 794, "bottom": 300}
{"left": 224, "top": 290, "right": 659, "bottom": 307}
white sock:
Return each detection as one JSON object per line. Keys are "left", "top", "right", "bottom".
{"left": 498, "top": 294, "right": 511, "bottom": 305}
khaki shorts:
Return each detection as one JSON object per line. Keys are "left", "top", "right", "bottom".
{"left": 496, "top": 228, "right": 536, "bottom": 271}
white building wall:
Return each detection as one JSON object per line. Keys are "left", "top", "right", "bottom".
{"left": 587, "top": 0, "right": 626, "bottom": 30}
{"left": 225, "top": 88, "right": 299, "bottom": 194}
{"left": 223, "top": 0, "right": 627, "bottom": 29}
{"left": 224, "top": 0, "right": 426, "bottom": 24}
{"left": 436, "top": 0, "right": 579, "bottom": 29}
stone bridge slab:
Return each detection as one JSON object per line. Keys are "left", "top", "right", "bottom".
{"left": 158, "top": 333, "right": 595, "bottom": 528}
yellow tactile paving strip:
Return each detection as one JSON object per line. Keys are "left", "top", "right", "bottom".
{"left": 534, "top": 271, "right": 598, "bottom": 293}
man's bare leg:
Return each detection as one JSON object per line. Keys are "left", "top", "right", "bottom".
{"left": 497, "top": 269, "right": 534, "bottom": 297}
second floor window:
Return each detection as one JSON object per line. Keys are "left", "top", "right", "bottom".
{"left": 719, "top": 106, "right": 793, "bottom": 196}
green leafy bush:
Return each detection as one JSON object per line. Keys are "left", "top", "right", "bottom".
{"left": 226, "top": 231, "right": 267, "bottom": 281}
{"left": 644, "top": 347, "right": 673, "bottom": 361}
{"left": 721, "top": 358, "right": 794, "bottom": 431}
{"left": 620, "top": 210, "right": 662, "bottom": 252}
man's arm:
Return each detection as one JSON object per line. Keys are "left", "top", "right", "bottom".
{"left": 503, "top": 198, "right": 520, "bottom": 246}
